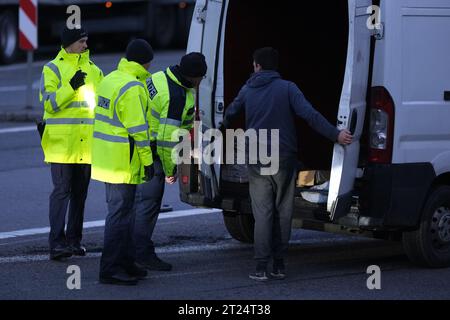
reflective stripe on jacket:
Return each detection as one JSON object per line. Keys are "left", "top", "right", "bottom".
{"left": 91, "top": 58, "right": 153, "bottom": 185}
{"left": 146, "top": 66, "right": 195, "bottom": 177}
{"left": 39, "top": 48, "right": 104, "bottom": 164}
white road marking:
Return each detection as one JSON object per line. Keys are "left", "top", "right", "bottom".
{"left": 0, "top": 208, "right": 221, "bottom": 240}
{"left": 0, "top": 237, "right": 374, "bottom": 265}
{"left": 0, "top": 81, "right": 40, "bottom": 92}
{"left": 0, "top": 126, "right": 37, "bottom": 134}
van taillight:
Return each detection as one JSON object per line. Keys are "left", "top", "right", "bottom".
{"left": 369, "top": 86, "right": 395, "bottom": 164}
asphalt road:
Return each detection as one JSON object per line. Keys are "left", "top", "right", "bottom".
{"left": 0, "top": 52, "right": 450, "bottom": 301}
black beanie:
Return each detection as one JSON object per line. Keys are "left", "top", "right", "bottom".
{"left": 179, "top": 52, "right": 207, "bottom": 78}
{"left": 61, "top": 27, "right": 88, "bottom": 48}
{"left": 126, "top": 39, "right": 154, "bottom": 65}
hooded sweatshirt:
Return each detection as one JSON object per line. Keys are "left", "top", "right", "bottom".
{"left": 223, "top": 71, "right": 340, "bottom": 158}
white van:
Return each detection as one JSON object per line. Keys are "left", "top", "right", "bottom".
{"left": 178, "top": 0, "right": 450, "bottom": 267}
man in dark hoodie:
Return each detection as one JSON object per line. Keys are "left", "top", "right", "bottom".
{"left": 222, "top": 47, "right": 353, "bottom": 281}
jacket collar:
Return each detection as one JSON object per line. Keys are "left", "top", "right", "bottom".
{"left": 56, "top": 47, "right": 90, "bottom": 64}
{"left": 167, "top": 66, "right": 193, "bottom": 89}
{"left": 118, "top": 58, "right": 151, "bottom": 81}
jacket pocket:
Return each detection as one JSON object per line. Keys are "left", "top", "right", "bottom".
{"left": 44, "top": 125, "right": 72, "bottom": 155}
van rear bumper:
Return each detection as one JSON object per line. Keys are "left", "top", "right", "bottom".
{"left": 358, "top": 163, "right": 436, "bottom": 229}
{"left": 179, "top": 163, "right": 437, "bottom": 230}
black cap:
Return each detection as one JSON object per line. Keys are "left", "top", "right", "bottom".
{"left": 179, "top": 52, "right": 207, "bottom": 78}
{"left": 61, "top": 26, "right": 88, "bottom": 48}
{"left": 126, "top": 39, "right": 154, "bottom": 65}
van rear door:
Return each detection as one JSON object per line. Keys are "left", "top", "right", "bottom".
{"left": 195, "top": 0, "right": 227, "bottom": 203}
{"left": 328, "top": 0, "right": 373, "bottom": 220}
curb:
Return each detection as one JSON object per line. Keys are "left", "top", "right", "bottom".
{"left": 0, "top": 109, "right": 42, "bottom": 122}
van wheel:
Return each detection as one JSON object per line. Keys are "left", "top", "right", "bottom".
{"left": 223, "top": 211, "right": 254, "bottom": 244}
{"left": 0, "top": 11, "right": 18, "bottom": 64}
{"left": 402, "top": 186, "right": 450, "bottom": 268}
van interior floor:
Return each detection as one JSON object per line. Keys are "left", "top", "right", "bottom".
{"left": 294, "top": 191, "right": 331, "bottom": 222}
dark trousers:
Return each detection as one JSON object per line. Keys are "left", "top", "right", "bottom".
{"left": 49, "top": 163, "right": 91, "bottom": 249}
{"left": 247, "top": 157, "right": 297, "bottom": 264}
{"left": 100, "top": 183, "right": 137, "bottom": 277}
{"left": 134, "top": 156, "right": 165, "bottom": 262}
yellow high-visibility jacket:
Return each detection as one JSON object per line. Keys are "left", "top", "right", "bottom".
{"left": 91, "top": 58, "right": 153, "bottom": 185}
{"left": 39, "top": 48, "right": 103, "bottom": 164}
{"left": 146, "top": 66, "right": 195, "bottom": 177}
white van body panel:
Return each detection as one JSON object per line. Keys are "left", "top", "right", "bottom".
{"left": 374, "top": 0, "right": 450, "bottom": 176}
{"left": 186, "top": 0, "right": 207, "bottom": 54}
{"left": 192, "top": 0, "right": 226, "bottom": 199}
{"left": 328, "top": 0, "right": 372, "bottom": 216}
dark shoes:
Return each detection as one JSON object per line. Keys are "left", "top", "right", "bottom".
{"left": 270, "top": 259, "right": 286, "bottom": 280}
{"left": 249, "top": 261, "right": 269, "bottom": 282}
{"left": 49, "top": 245, "right": 73, "bottom": 261}
{"left": 137, "top": 255, "right": 172, "bottom": 271}
{"left": 249, "top": 260, "right": 286, "bottom": 281}
{"left": 70, "top": 244, "right": 87, "bottom": 256}
{"left": 249, "top": 271, "right": 269, "bottom": 282}
{"left": 99, "top": 272, "right": 138, "bottom": 286}
{"left": 270, "top": 269, "right": 286, "bottom": 280}
{"left": 50, "top": 244, "right": 87, "bottom": 260}
{"left": 125, "top": 263, "right": 148, "bottom": 280}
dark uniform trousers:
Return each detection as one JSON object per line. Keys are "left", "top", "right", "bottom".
{"left": 100, "top": 183, "right": 137, "bottom": 278}
{"left": 49, "top": 163, "right": 91, "bottom": 249}
{"left": 247, "top": 157, "right": 298, "bottom": 264}
{"left": 134, "top": 155, "right": 165, "bottom": 263}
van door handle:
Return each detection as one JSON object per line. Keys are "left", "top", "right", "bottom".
{"left": 349, "top": 109, "right": 358, "bottom": 135}
{"left": 444, "top": 91, "right": 450, "bottom": 101}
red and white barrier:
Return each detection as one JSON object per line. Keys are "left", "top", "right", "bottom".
{"left": 19, "top": 0, "right": 38, "bottom": 50}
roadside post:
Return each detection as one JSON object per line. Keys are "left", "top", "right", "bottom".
{"left": 19, "top": 0, "right": 38, "bottom": 109}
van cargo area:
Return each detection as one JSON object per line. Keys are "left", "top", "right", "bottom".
{"left": 220, "top": 1, "right": 352, "bottom": 214}
{"left": 223, "top": 1, "right": 349, "bottom": 170}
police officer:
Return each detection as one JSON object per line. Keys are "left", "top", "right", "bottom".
{"left": 39, "top": 26, "right": 103, "bottom": 261}
{"left": 134, "top": 53, "right": 207, "bottom": 271}
{"left": 91, "top": 39, "right": 155, "bottom": 286}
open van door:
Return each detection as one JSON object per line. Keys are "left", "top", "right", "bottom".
{"left": 195, "top": 0, "right": 227, "bottom": 203}
{"left": 328, "top": 0, "right": 373, "bottom": 221}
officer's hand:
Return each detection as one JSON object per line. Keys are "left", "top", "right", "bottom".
{"left": 165, "top": 176, "right": 177, "bottom": 185}
{"left": 144, "top": 165, "right": 155, "bottom": 181}
{"left": 70, "top": 70, "right": 87, "bottom": 90}
{"left": 338, "top": 129, "right": 353, "bottom": 145}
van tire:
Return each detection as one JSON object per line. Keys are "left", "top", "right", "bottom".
{"left": 402, "top": 186, "right": 450, "bottom": 268}
{"left": 223, "top": 212, "right": 254, "bottom": 244}
{"left": 0, "top": 11, "right": 18, "bottom": 64}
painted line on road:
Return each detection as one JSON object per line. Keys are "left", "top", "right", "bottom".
{"left": 0, "top": 242, "right": 246, "bottom": 264}
{"left": 0, "top": 237, "right": 375, "bottom": 265}
{"left": 0, "top": 208, "right": 221, "bottom": 240}
{"left": 0, "top": 126, "right": 37, "bottom": 134}
{"left": 0, "top": 83, "right": 40, "bottom": 92}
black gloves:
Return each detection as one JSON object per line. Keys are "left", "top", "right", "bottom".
{"left": 70, "top": 70, "right": 87, "bottom": 90}
{"left": 144, "top": 165, "right": 155, "bottom": 181}
{"left": 36, "top": 120, "right": 46, "bottom": 139}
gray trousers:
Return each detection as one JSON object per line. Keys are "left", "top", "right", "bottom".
{"left": 100, "top": 183, "right": 137, "bottom": 277}
{"left": 134, "top": 156, "right": 165, "bottom": 262}
{"left": 247, "top": 157, "right": 297, "bottom": 264}
{"left": 49, "top": 163, "right": 91, "bottom": 249}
